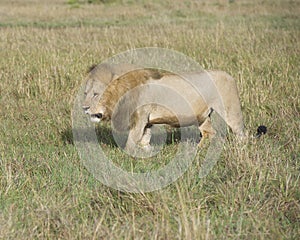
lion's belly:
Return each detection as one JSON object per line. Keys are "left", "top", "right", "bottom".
{"left": 148, "top": 105, "right": 209, "bottom": 128}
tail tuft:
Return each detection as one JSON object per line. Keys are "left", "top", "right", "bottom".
{"left": 256, "top": 125, "right": 267, "bottom": 138}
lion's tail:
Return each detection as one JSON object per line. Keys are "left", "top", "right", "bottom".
{"left": 255, "top": 125, "right": 267, "bottom": 138}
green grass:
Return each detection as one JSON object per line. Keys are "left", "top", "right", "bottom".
{"left": 0, "top": 0, "right": 299, "bottom": 239}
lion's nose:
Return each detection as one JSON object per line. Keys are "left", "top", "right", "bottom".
{"left": 82, "top": 106, "right": 91, "bottom": 114}
{"left": 82, "top": 106, "right": 90, "bottom": 111}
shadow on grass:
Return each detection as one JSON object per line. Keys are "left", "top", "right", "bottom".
{"left": 60, "top": 125, "right": 197, "bottom": 148}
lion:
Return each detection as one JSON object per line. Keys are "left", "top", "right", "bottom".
{"left": 85, "top": 68, "right": 267, "bottom": 153}
{"left": 82, "top": 62, "right": 137, "bottom": 115}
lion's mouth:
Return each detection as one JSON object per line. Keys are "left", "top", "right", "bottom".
{"left": 90, "top": 113, "right": 103, "bottom": 123}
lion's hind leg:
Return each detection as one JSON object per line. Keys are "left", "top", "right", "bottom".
{"left": 198, "top": 117, "right": 216, "bottom": 147}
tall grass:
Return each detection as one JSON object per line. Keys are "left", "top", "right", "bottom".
{"left": 0, "top": 0, "right": 299, "bottom": 239}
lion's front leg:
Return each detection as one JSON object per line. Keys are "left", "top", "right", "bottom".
{"left": 140, "top": 127, "right": 152, "bottom": 148}
{"left": 125, "top": 128, "right": 144, "bottom": 152}
{"left": 198, "top": 117, "right": 216, "bottom": 147}
{"left": 125, "top": 117, "right": 149, "bottom": 154}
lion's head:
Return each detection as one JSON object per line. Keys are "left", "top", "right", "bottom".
{"left": 82, "top": 63, "right": 137, "bottom": 115}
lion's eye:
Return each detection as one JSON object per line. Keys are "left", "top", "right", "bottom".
{"left": 93, "top": 93, "right": 99, "bottom": 97}
{"left": 84, "top": 92, "right": 87, "bottom": 96}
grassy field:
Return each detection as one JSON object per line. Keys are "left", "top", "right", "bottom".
{"left": 0, "top": 0, "right": 299, "bottom": 239}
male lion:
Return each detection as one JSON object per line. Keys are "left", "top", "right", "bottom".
{"left": 85, "top": 68, "right": 267, "bottom": 153}
{"left": 82, "top": 62, "right": 137, "bottom": 115}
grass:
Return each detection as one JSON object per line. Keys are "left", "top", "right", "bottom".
{"left": 0, "top": 0, "right": 299, "bottom": 239}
